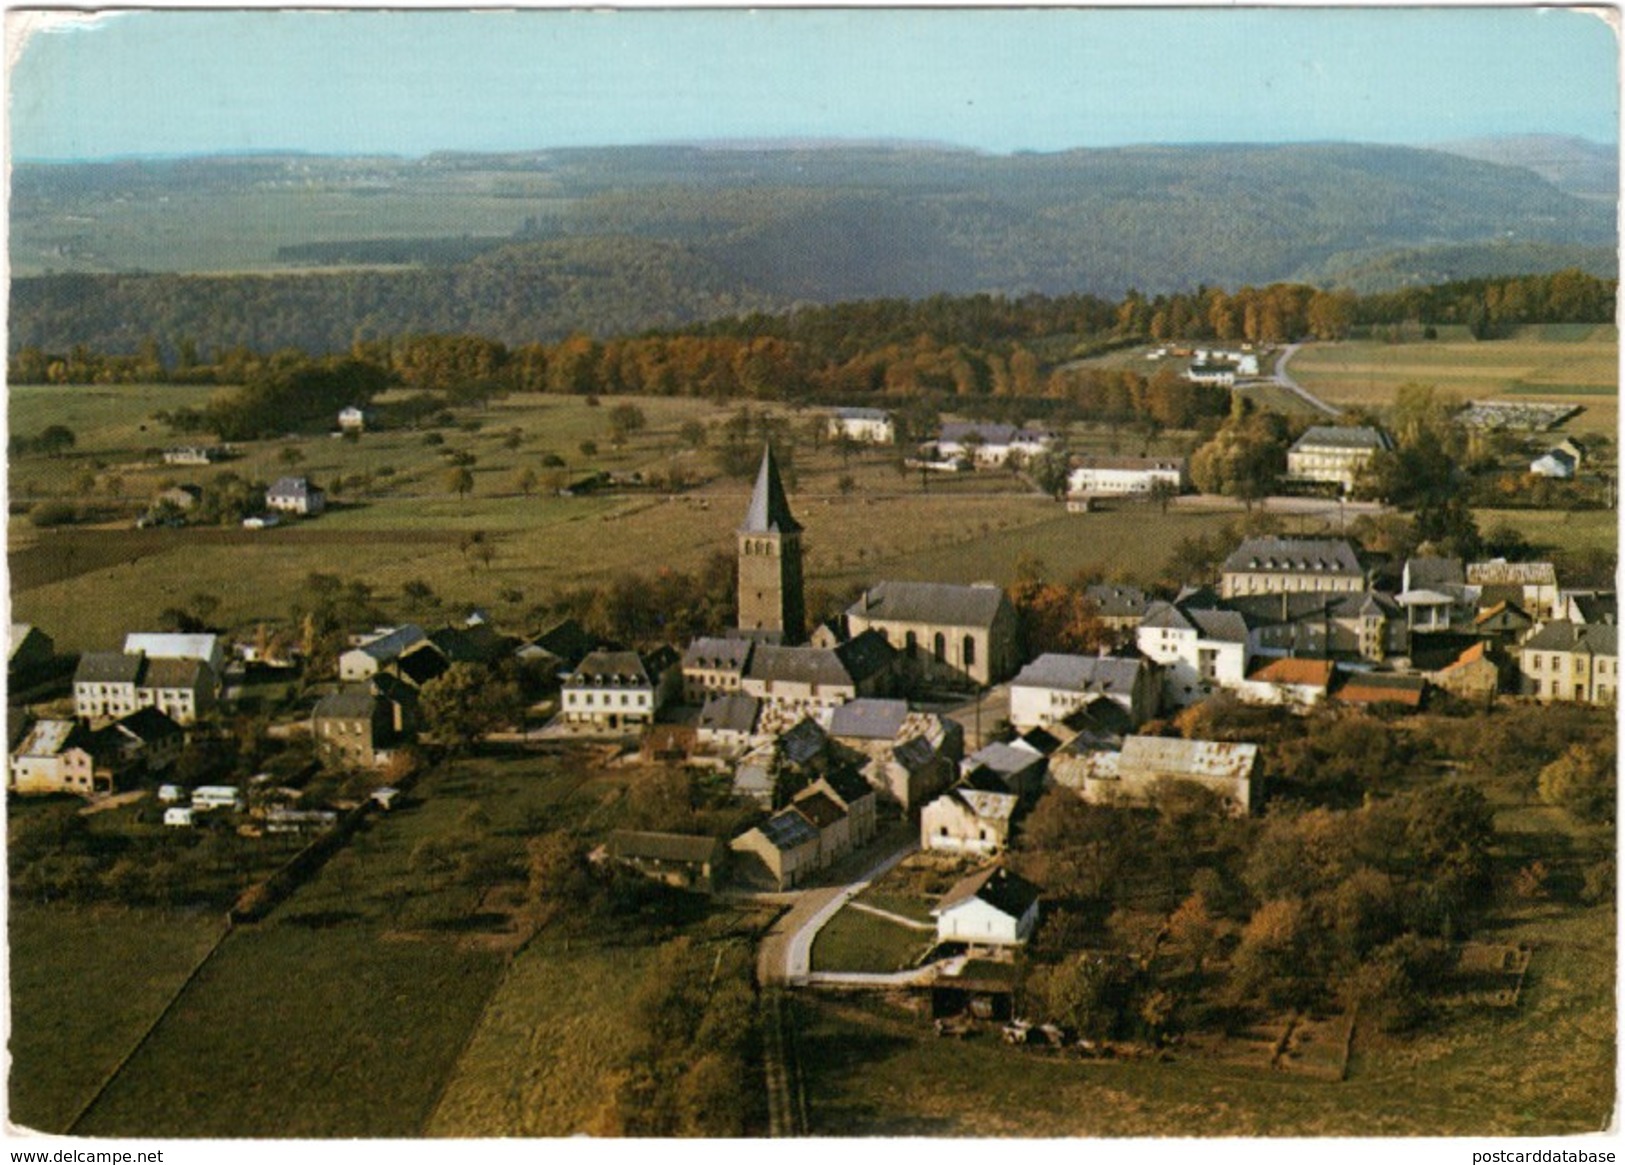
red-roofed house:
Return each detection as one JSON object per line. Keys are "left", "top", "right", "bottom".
{"left": 1235, "top": 657, "right": 1334, "bottom": 710}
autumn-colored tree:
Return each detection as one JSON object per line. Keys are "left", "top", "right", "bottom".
{"left": 1009, "top": 577, "right": 1111, "bottom": 657}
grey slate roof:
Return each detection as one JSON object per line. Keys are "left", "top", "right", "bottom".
{"left": 570, "top": 650, "right": 652, "bottom": 687}
{"left": 828, "top": 697, "right": 910, "bottom": 740}
{"left": 816, "top": 765, "right": 875, "bottom": 807}
{"left": 849, "top": 580, "right": 1009, "bottom": 630}
{"left": 1290, "top": 425, "right": 1392, "bottom": 452}
{"left": 757, "top": 808, "right": 820, "bottom": 851}
{"left": 833, "top": 407, "right": 890, "bottom": 422}
{"left": 1222, "top": 537, "right": 1362, "bottom": 578}
{"left": 1185, "top": 608, "right": 1253, "bottom": 644}
{"left": 268, "top": 476, "right": 322, "bottom": 501}
{"left": 76, "top": 652, "right": 145, "bottom": 685}
{"left": 934, "top": 865, "right": 1040, "bottom": 919}
{"left": 965, "top": 741, "right": 1045, "bottom": 779}
{"left": 748, "top": 633, "right": 894, "bottom": 689}
{"left": 608, "top": 830, "right": 724, "bottom": 865}
{"left": 142, "top": 658, "right": 212, "bottom": 691}
{"left": 779, "top": 717, "right": 830, "bottom": 766}
{"left": 938, "top": 422, "right": 1054, "bottom": 447}
{"left": 352, "top": 624, "right": 429, "bottom": 664}
{"left": 739, "top": 445, "right": 801, "bottom": 535}
{"left": 683, "top": 637, "right": 755, "bottom": 672}
{"left": 1404, "top": 556, "right": 1466, "bottom": 591}
{"left": 1520, "top": 620, "right": 1618, "bottom": 656}
{"left": 1084, "top": 584, "right": 1150, "bottom": 620}
{"left": 314, "top": 686, "right": 380, "bottom": 720}
{"left": 1012, "top": 653, "right": 1145, "bottom": 695}
{"left": 697, "top": 693, "right": 761, "bottom": 735}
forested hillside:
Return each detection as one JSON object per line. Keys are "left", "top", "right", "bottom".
{"left": 11, "top": 141, "right": 1615, "bottom": 354}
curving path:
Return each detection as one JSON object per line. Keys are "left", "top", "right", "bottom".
{"left": 757, "top": 837, "right": 919, "bottom": 986}
{"left": 1271, "top": 342, "right": 1343, "bottom": 417}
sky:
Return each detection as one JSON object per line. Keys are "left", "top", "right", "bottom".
{"left": 5, "top": 6, "right": 1620, "bottom": 161}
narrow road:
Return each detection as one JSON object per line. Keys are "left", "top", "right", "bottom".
{"left": 1272, "top": 342, "right": 1343, "bottom": 417}
{"left": 757, "top": 836, "right": 919, "bottom": 986}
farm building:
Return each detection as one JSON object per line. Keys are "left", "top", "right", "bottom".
{"left": 932, "top": 866, "right": 1041, "bottom": 947}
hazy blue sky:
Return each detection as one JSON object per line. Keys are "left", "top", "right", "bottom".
{"left": 9, "top": 7, "right": 1619, "bottom": 160}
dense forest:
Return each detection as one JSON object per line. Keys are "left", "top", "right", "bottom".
{"left": 12, "top": 274, "right": 1614, "bottom": 416}
{"left": 11, "top": 142, "right": 1615, "bottom": 352}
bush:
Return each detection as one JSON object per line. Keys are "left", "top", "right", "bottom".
{"left": 29, "top": 500, "right": 77, "bottom": 527}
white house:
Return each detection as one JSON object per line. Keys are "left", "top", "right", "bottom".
{"left": 560, "top": 648, "right": 680, "bottom": 731}
{"left": 1009, "top": 653, "right": 1158, "bottom": 731}
{"left": 265, "top": 476, "right": 327, "bottom": 516}
{"left": 828, "top": 407, "right": 895, "bottom": 444}
{"left": 339, "top": 625, "right": 430, "bottom": 682}
{"left": 934, "top": 422, "right": 1057, "bottom": 468}
{"left": 338, "top": 406, "right": 370, "bottom": 433}
{"left": 932, "top": 866, "right": 1041, "bottom": 947}
{"left": 1067, "top": 456, "right": 1187, "bottom": 499}
{"left": 1136, "top": 600, "right": 1254, "bottom": 707}
{"left": 164, "top": 806, "right": 196, "bottom": 828}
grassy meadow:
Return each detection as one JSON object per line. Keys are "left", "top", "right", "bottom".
{"left": 1289, "top": 325, "right": 1618, "bottom": 436}
{"left": 9, "top": 387, "right": 1251, "bottom": 652}
{"left": 6, "top": 904, "right": 228, "bottom": 1133}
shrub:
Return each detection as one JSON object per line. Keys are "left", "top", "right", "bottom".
{"left": 29, "top": 500, "right": 77, "bottom": 527}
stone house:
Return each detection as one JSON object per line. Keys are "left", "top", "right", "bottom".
{"left": 682, "top": 637, "right": 756, "bottom": 704}
{"left": 920, "top": 786, "right": 1019, "bottom": 856}
{"left": 312, "top": 685, "right": 411, "bottom": 769}
{"left": 605, "top": 831, "right": 729, "bottom": 893}
{"left": 730, "top": 807, "right": 823, "bottom": 890}
{"left": 1053, "top": 734, "right": 1261, "bottom": 816}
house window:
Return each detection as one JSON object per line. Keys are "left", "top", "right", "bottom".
{"left": 934, "top": 633, "right": 946, "bottom": 662}
{"left": 905, "top": 631, "right": 917, "bottom": 657}
{"left": 962, "top": 635, "right": 976, "bottom": 669}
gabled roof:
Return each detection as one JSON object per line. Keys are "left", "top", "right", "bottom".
{"left": 935, "top": 785, "right": 1018, "bottom": 822}
{"left": 569, "top": 650, "right": 652, "bottom": 686}
{"left": 1246, "top": 657, "right": 1335, "bottom": 688}
{"left": 740, "top": 445, "right": 802, "bottom": 535}
{"left": 607, "top": 830, "right": 724, "bottom": 865}
{"left": 1012, "top": 653, "right": 1145, "bottom": 695}
{"left": 792, "top": 790, "right": 846, "bottom": 829}
{"left": 527, "top": 618, "right": 598, "bottom": 667}
{"left": 748, "top": 645, "right": 856, "bottom": 688}
{"left": 933, "top": 866, "right": 1040, "bottom": 920}
{"left": 756, "top": 808, "right": 820, "bottom": 851}
{"left": 697, "top": 693, "right": 761, "bottom": 735}
{"left": 683, "top": 637, "right": 755, "bottom": 672}
{"left": 1568, "top": 593, "right": 1618, "bottom": 625}
{"left": 14, "top": 719, "right": 93, "bottom": 758}
{"left": 833, "top": 406, "right": 891, "bottom": 422}
{"left": 1334, "top": 672, "right": 1426, "bottom": 707}
{"left": 430, "top": 623, "right": 514, "bottom": 664}
{"left": 348, "top": 624, "right": 429, "bottom": 664}
{"left": 849, "top": 580, "right": 1009, "bottom": 630}
{"left": 1222, "top": 537, "right": 1362, "bottom": 578}
{"left": 893, "top": 733, "right": 941, "bottom": 774}
{"left": 111, "top": 707, "right": 184, "bottom": 743}
{"left": 965, "top": 741, "right": 1045, "bottom": 778}
{"left": 142, "top": 657, "right": 212, "bottom": 691}
{"left": 314, "top": 686, "right": 380, "bottom": 720}
{"left": 779, "top": 717, "right": 830, "bottom": 766}
{"left": 1474, "top": 600, "right": 1531, "bottom": 627}
{"left": 1290, "top": 425, "right": 1392, "bottom": 452}
{"left": 394, "top": 643, "right": 450, "bottom": 686}
{"left": 267, "top": 476, "right": 322, "bottom": 499}
{"left": 1521, "top": 620, "right": 1618, "bottom": 657}
{"left": 1404, "top": 556, "right": 1466, "bottom": 591}
{"left": 1185, "top": 608, "right": 1253, "bottom": 644}
{"left": 1083, "top": 584, "right": 1150, "bottom": 619}
{"left": 938, "top": 422, "right": 1054, "bottom": 447}
{"left": 76, "top": 651, "right": 145, "bottom": 685}
{"left": 828, "top": 697, "right": 910, "bottom": 740}
{"left": 814, "top": 765, "right": 874, "bottom": 808}
{"left": 1016, "top": 726, "right": 1065, "bottom": 756}
{"left": 124, "top": 632, "right": 219, "bottom": 663}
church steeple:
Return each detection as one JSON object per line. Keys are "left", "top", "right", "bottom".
{"left": 737, "top": 444, "right": 805, "bottom": 643}
{"left": 740, "top": 444, "right": 802, "bottom": 535}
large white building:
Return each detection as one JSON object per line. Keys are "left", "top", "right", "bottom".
{"left": 1285, "top": 426, "right": 1393, "bottom": 493}
{"left": 932, "top": 866, "right": 1041, "bottom": 947}
{"left": 1066, "top": 455, "right": 1187, "bottom": 498}
{"left": 934, "top": 422, "right": 1057, "bottom": 469}
{"left": 828, "top": 407, "right": 895, "bottom": 444}
{"left": 1136, "top": 600, "right": 1254, "bottom": 707}
{"left": 560, "top": 649, "right": 680, "bottom": 730}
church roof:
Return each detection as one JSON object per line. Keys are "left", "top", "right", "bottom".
{"left": 740, "top": 445, "right": 801, "bottom": 535}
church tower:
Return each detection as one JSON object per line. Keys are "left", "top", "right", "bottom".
{"left": 737, "top": 444, "right": 805, "bottom": 644}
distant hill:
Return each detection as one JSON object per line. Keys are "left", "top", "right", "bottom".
{"left": 1430, "top": 134, "right": 1618, "bottom": 202}
{"left": 10, "top": 140, "right": 1617, "bottom": 352}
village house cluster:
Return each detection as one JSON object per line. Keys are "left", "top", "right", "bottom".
{"left": 8, "top": 431, "right": 1615, "bottom": 967}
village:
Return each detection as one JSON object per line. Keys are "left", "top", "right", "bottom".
{"left": 8, "top": 367, "right": 1617, "bottom": 1107}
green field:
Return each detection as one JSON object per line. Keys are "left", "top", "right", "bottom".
{"left": 1289, "top": 326, "right": 1618, "bottom": 436}
{"left": 811, "top": 906, "right": 933, "bottom": 974}
{"left": 7, "top": 905, "right": 227, "bottom": 1133}
{"left": 53, "top": 751, "right": 646, "bottom": 1136}
{"left": 9, "top": 388, "right": 1256, "bottom": 651}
